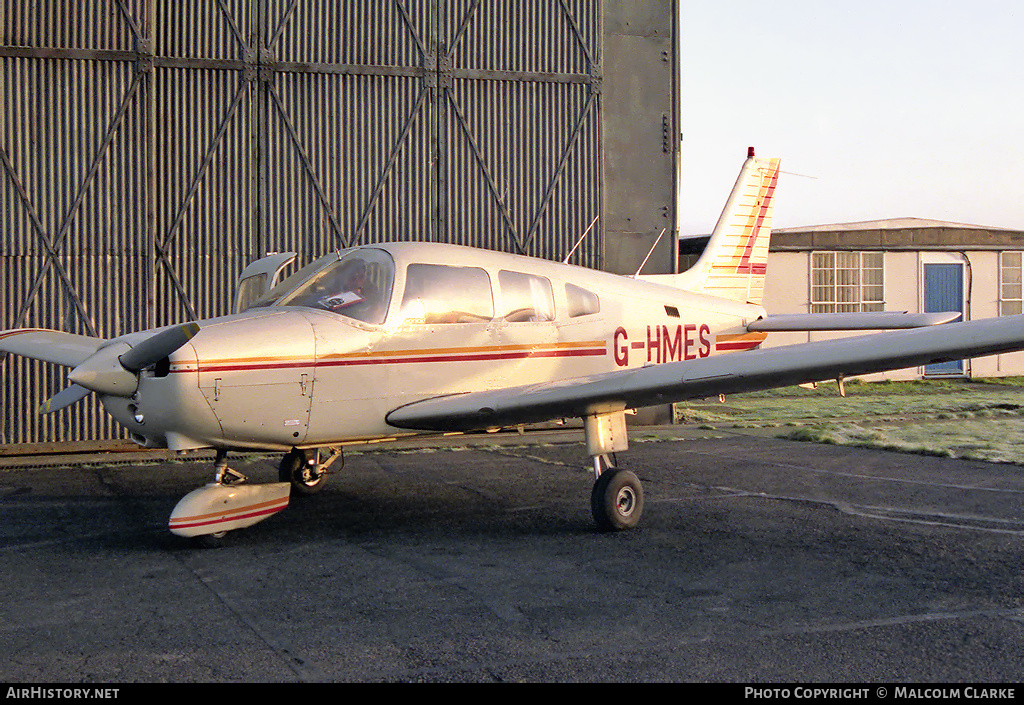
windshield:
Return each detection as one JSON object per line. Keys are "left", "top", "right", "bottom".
{"left": 259, "top": 248, "right": 394, "bottom": 325}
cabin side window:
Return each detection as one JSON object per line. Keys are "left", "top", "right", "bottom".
{"left": 498, "top": 270, "right": 555, "bottom": 322}
{"left": 566, "top": 283, "right": 600, "bottom": 318}
{"left": 399, "top": 264, "right": 494, "bottom": 324}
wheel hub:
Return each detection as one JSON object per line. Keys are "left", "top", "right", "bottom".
{"left": 615, "top": 487, "right": 636, "bottom": 516}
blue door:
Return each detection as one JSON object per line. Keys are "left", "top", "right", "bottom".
{"left": 924, "top": 263, "right": 964, "bottom": 376}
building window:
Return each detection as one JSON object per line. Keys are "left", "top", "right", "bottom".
{"left": 1000, "top": 252, "right": 1022, "bottom": 315}
{"left": 810, "top": 251, "right": 884, "bottom": 313}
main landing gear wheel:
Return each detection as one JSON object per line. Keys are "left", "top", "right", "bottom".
{"left": 279, "top": 448, "right": 328, "bottom": 496}
{"left": 590, "top": 468, "right": 644, "bottom": 531}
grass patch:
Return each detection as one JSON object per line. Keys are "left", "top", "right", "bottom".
{"left": 678, "top": 378, "right": 1024, "bottom": 465}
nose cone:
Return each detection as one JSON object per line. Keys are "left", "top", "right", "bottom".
{"left": 67, "top": 323, "right": 202, "bottom": 398}
{"left": 109, "top": 333, "right": 220, "bottom": 451}
{"left": 67, "top": 343, "right": 139, "bottom": 396}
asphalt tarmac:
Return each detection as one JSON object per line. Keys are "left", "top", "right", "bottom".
{"left": 3, "top": 428, "right": 1024, "bottom": 683}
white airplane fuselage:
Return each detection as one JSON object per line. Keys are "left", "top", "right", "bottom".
{"left": 14, "top": 150, "right": 1024, "bottom": 539}
{"left": 103, "top": 242, "right": 765, "bottom": 453}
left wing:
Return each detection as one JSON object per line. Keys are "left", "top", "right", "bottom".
{"left": 0, "top": 328, "right": 105, "bottom": 367}
{"left": 386, "top": 314, "right": 1024, "bottom": 432}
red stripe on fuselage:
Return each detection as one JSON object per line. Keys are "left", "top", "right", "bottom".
{"left": 172, "top": 345, "right": 608, "bottom": 374}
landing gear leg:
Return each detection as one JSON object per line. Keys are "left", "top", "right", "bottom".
{"left": 194, "top": 449, "right": 248, "bottom": 548}
{"left": 169, "top": 449, "right": 290, "bottom": 548}
{"left": 279, "top": 447, "right": 342, "bottom": 496}
{"left": 212, "top": 448, "right": 247, "bottom": 486}
{"left": 584, "top": 411, "right": 644, "bottom": 531}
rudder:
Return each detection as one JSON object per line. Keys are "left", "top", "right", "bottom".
{"left": 674, "top": 148, "right": 781, "bottom": 304}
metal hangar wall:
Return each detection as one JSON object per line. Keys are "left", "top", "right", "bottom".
{"left": 1, "top": 0, "right": 679, "bottom": 445}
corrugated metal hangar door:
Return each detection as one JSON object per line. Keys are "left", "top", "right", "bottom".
{"left": 2, "top": 1, "right": 676, "bottom": 446}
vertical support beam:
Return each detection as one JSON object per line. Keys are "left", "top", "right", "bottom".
{"left": 144, "top": 0, "right": 157, "bottom": 331}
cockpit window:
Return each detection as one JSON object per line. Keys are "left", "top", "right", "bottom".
{"left": 398, "top": 263, "right": 494, "bottom": 324}
{"left": 267, "top": 249, "right": 394, "bottom": 325}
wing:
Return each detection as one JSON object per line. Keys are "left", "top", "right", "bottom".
{"left": 386, "top": 314, "right": 1024, "bottom": 432}
{"left": 0, "top": 328, "right": 105, "bottom": 367}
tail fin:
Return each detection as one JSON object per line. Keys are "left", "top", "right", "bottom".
{"left": 672, "top": 148, "right": 781, "bottom": 304}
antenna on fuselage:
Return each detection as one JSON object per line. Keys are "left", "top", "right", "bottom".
{"left": 563, "top": 215, "right": 600, "bottom": 264}
{"left": 632, "top": 228, "right": 667, "bottom": 277}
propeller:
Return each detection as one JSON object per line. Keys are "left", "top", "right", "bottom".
{"left": 118, "top": 322, "right": 200, "bottom": 373}
{"left": 40, "top": 323, "right": 201, "bottom": 413}
{"left": 38, "top": 384, "right": 91, "bottom": 415}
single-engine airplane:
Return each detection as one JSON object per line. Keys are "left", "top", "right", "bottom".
{"left": 4, "top": 147, "right": 1024, "bottom": 544}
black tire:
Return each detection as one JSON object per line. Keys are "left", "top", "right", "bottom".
{"left": 590, "top": 468, "right": 644, "bottom": 531}
{"left": 279, "top": 449, "right": 327, "bottom": 496}
{"left": 194, "top": 531, "right": 227, "bottom": 549}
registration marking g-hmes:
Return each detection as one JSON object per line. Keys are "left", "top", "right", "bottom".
{"left": 614, "top": 324, "right": 711, "bottom": 367}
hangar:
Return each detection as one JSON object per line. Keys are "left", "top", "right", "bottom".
{"left": 682, "top": 217, "right": 1024, "bottom": 380}
{"left": 1, "top": 1, "right": 681, "bottom": 446}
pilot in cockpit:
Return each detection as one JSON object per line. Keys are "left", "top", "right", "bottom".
{"left": 319, "top": 260, "right": 368, "bottom": 312}
{"left": 275, "top": 252, "right": 391, "bottom": 324}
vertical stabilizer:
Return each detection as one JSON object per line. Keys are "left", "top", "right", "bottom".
{"left": 665, "top": 148, "right": 781, "bottom": 304}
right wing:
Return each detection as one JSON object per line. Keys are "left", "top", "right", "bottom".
{"left": 386, "top": 314, "right": 1024, "bottom": 432}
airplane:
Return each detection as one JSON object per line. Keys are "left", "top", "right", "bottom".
{"left": 4, "top": 147, "right": 1024, "bottom": 546}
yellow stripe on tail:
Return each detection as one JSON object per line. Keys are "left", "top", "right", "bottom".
{"left": 651, "top": 148, "right": 781, "bottom": 305}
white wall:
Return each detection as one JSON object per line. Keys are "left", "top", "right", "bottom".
{"left": 760, "top": 249, "right": 1024, "bottom": 380}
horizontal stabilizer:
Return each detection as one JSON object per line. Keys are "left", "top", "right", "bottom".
{"left": 386, "top": 314, "right": 1024, "bottom": 433}
{"left": 748, "top": 311, "right": 961, "bottom": 332}
{"left": 0, "top": 329, "right": 105, "bottom": 367}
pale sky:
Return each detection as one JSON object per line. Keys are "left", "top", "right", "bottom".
{"left": 677, "top": 1, "right": 1024, "bottom": 236}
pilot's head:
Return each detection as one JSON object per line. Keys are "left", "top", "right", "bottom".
{"left": 343, "top": 261, "right": 367, "bottom": 293}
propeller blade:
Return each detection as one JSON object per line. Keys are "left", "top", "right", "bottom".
{"left": 38, "top": 384, "right": 91, "bottom": 414}
{"left": 118, "top": 323, "right": 200, "bottom": 372}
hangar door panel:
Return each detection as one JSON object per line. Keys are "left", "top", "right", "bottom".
{"left": 439, "top": 1, "right": 603, "bottom": 268}
{"left": 1, "top": 8, "right": 150, "bottom": 444}
{"left": 1, "top": 0, "right": 603, "bottom": 445}
{"left": 262, "top": 0, "right": 603, "bottom": 267}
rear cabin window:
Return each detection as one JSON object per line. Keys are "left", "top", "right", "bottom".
{"left": 399, "top": 264, "right": 494, "bottom": 324}
{"left": 566, "top": 283, "right": 600, "bottom": 317}
{"left": 498, "top": 270, "right": 555, "bottom": 322}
